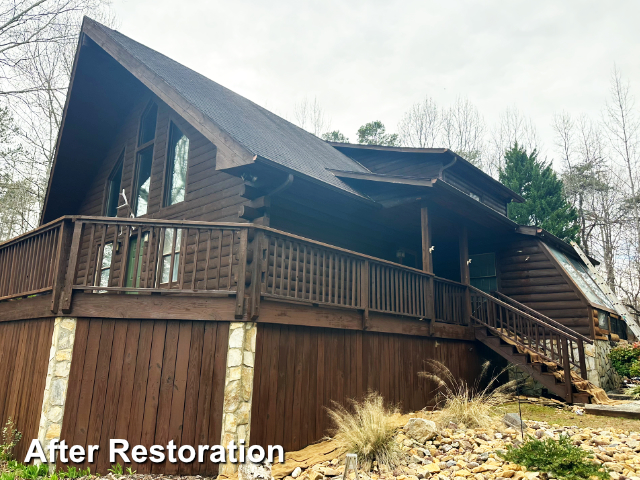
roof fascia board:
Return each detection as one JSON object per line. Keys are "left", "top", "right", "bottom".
{"left": 330, "top": 142, "right": 525, "bottom": 204}
{"left": 253, "top": 156, "right": 379, "bottom": 207}
{"left": 83, "top": 19, "right": 256, "bottom": 171}
{"left": 328, "top": 169, "right": 436, "bottom": 187}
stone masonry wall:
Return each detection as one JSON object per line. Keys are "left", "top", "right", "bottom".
{"left": 586, "top": 339, "right": 623, "bottom": 391}
{"left": 220, "top": 321, "right": 257, "bottom": 476}
{"left": 36, "top": 317, "right": 77, "bottom": 464}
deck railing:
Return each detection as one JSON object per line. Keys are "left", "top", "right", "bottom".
{"left": 469, "top": 285, "right": 589, "bottom": 401}
{"left": 0, "top": 219, "right": 66, "bottom": 303}
{"left": 1, "top": 216, "right": 473, "bottom": 326}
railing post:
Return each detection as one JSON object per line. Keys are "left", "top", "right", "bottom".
{"left": 577, "top": 339, "right": 588, "bottom": 380}
{"left": 360, "top": 260, "right": 369, "bottom": 330}
{"left": 248, "top": 231, "right": 265, "bottom": 320}
{"left": 235, "top": 228, "right": 249, "bottom": 319}
{"left": 51, "top": 219, "right": 73, "bottom": 313}
{"left": 60, "top": 220, "right": 84, "bottom": 314}
{"left": 561, "top": 337, "right": 573, "bottom": 403}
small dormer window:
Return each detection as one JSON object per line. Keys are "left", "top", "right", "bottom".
{"left": 164, "top": 123, "right": 190, "bottom": 206}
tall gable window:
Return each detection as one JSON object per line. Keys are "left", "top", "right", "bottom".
{"left": 133, "top": 103, "right": 158, "bottom": 216}
{"left": 105, "top": 151, "right": 124, "bottom": 217}
{"left": 164, "top": 123, "right": 190, "bottom": 206}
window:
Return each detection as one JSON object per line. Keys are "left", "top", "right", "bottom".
{"left": 132, "top": 102, "right": 157, "bottom": 217}
{"left": 95, "top": 242, "right": 113, "bottom": 288}
{"left": 164, "top": 123, "right": 190, "bottom": 206}
{"left": 160, "top": 228, "right": 182, "bottom": 284}
{"left": 138, "top": 103, "right": 158, "bottom": 146}
{"left": 469, "top": 253, "right": 497, "bottom": 293}
{"left": 134, "top": 147, "right": 153, "bottom": 216}
{"left": 105, "top": 152, "right": 124, "bottom": 217}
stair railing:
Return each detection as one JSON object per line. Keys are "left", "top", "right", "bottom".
{"left": 469, "top": 286, "right": 588, "bottom": 397}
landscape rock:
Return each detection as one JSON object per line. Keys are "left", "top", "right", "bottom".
{"left": 404, "top": 418, "right": 438, "bottom": 443}
{"left": 502, "top": 413, "right": 527, "bottom": 430}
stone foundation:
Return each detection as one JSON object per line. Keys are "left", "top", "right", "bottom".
{"left": 36, "top": 317, "right": 77, "bottom": 465}
{"left": 220, "top": 321, "right": 257, "bottom": 476}
{"left": 584, "top": 339, "right": 623, "bottom": 391}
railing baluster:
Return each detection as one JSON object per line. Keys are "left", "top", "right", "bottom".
{"left": 191, "top": 228, "right": 200, "bottom": 290}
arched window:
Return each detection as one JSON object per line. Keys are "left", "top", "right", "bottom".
{"left": 133, "top": 103, "right": 158, "bottom": 216}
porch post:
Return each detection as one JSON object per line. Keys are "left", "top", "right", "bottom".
{"left": 459, "top": 226, "right": 472, "bottom": 324}
{"left": 421, "top": 206, "right": 435, "bottom": 329}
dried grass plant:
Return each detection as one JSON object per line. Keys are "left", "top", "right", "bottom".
{"left": 326, "top": 392, "right": 403, "bottom": 471}
{"left": 419, "top": 360, "right": 516, "bottom": 429}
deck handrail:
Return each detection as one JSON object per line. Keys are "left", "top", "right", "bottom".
{"left": 492, "top": 291, "right": 593, "bottom": 345}
{"left": 469, "top": 285, "right": 588, "bottom": 391}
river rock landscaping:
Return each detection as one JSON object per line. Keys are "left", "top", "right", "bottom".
{"left": 276, "top": 412, "right": 640, "bottom": 480}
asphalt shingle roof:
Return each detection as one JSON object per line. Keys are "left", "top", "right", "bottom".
{"left": 90, "top": 20, "right": 368, "bottom": 196}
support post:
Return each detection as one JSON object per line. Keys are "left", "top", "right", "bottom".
{"left": 459, "top": 226, "right": 472, "bottom": 325}
{"left": 220, "top": 322, "right": 257, "bottom": 476}
{"left": 51, "top": 219, "right": 73, "bottom": 314}
{"left": 421, "top": 206, "right": 435, "bottom": 330}
{"left": 562, "top": 337, "right": 573, "bottom": 403}
{"left": 235, "top": 229, "right": 249, "bottom": 318}
{"left": 248, "top": 231, "right": 266, "bottom": 320}
{"left": 361, "top": 260, "right": 370, "bottom": 330}
{"left": 577, "top": 339, "right": 588, "bottom": 380}
{"left": 60, "top": 221, "right": 83, "bottom": 314}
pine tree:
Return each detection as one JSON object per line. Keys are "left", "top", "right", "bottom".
{"left": 499, "top": 143, "right": 580, "bottom": 243}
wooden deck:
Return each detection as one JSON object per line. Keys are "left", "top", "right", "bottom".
{"left": 0, "top": 216, "right": 590, "bottom": 395}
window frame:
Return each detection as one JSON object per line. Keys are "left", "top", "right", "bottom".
{"left": 162, "top": 120, "right": 190, "bottom": 208}
{"left": 103, "top": 150, "right": 125, "bottom": 217}
{"left": 130, "top": 101, "right": 158, "bottom": 217}
{"left": 159, "top": 228, "right": 183, "bottom": 286}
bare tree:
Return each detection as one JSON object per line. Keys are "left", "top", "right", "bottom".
{"left": 0, "top": 0, "right": 115, "bottom": 235}
{"left": 603, "top": 66, "right": 640, "bottom": 259}
{"left": 440, "top": 96, "right": 485, "bottom": 167}
{"left": 293, "top": 96, "right": 330, "bottom": 137}
{"left": 398, "top": 96, "right": 441, "bottom": 148}
{"left": 488, "top": 107, "right": 539, "bottom": 177}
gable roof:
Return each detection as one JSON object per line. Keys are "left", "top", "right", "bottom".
{"left": 83, "top": 18, "right": 368, "bottom": 197}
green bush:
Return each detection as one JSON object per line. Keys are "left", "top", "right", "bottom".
{"left": 1, "top": 419, "right": 22, "bottom": 462}
{"left": 609, "top": 343, "right": 640, "bottom": 377}
{"left": 499, "top": 435, "right": 609, "bottom": 480}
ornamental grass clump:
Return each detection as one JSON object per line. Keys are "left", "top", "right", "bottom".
{"left": 419, "top": 360, "right": 516, "bottom": 429}
{"left": 499, "top": 435, "right": 609, "bottom": 480}
{"left": 327, "top": 392, "right": 402, "bottom": 471}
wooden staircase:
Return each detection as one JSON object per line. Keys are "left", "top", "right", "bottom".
{"left": 469, "top": 287, "right": 594, "bottom": 404}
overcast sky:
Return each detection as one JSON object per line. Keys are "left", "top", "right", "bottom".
{"left": 110, "top": 0, "right": 640, "bottom": 165}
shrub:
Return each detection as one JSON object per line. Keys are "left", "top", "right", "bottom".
{"left": 1, "top": 419, "right": 22, "bottom": 462}
{"left": 418, "top": 360, "right": 515, "bottom": 429}
{"left": 625, "top": 385, "right": 640, "bottom": 399}
{"left": 327, "top": 392, "right": 402, "bottom": 471}
{"left": 608, "top": 342, "right": 640, "bottom": 377}
{"left": 499, "top": 435, "right": 609, "bottom": 480}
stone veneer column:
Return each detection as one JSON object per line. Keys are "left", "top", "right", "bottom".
{"left": 220, "top": 321, "right": 257, "bottom": 476}
{"left": 36, "top": 317, "right": 77, "bottom": 466}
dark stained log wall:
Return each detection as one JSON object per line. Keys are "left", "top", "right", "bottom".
{"left": 60, "top": 318, "right": 229, "bottom": 476}
{"left": 0, "top": 318, "right": 54, "bottom": 462}
{"left": 498, "top": 239, "right": 591, "bottom": 336}
{"left": 249, "top": 323, "right": 483, "bottom": 452}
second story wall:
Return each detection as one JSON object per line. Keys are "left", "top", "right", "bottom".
{"left": 77, "top": 94, "right": 248, "bottom": 223}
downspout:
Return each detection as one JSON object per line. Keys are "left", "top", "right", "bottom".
{"left": 267, "top": 173, "right": 294, "bottom": 197}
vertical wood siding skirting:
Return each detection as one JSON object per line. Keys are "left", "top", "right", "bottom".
{"left": 36, "top": 318, "right": 78, "bottom": 468}
{"left": 59, "top": 318, "right": 229, "bottom": 476}
{"left": 0, "top": 318, "right": 55, "bottom": 463}
{"left": 219, "top": 322, "right": 257, "bottom": 476}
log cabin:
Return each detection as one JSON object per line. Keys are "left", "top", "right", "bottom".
{"left": 0, "top": 17, "right": 630, "bottom": 475}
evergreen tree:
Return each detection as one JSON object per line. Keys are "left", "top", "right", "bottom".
{"left": 499, "top": 143, "right": 580, "bottom": 243}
